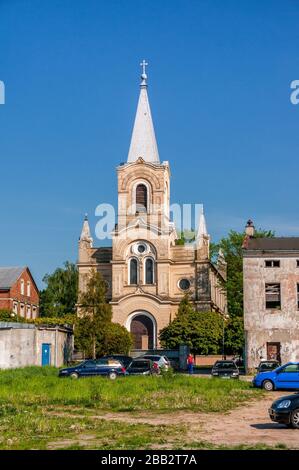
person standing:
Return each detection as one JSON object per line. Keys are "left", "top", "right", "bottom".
{"left": 187, "top": 354, "right": 194, "bottom": 374}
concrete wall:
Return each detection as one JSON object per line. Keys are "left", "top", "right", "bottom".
{"left": 244, "top": 255, "right": 299, "bottom": 370}
{"left": 0, "top": 324, "right": 73, "bottom": 369}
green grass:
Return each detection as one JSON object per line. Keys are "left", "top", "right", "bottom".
{"left": 0, "top": 366, "right": 260, "bottom": 412}
{"left": 0, "top": 367, "right": 264, "bottom": 450}
{"left": 0, "top": 409, "right": 183, "bottom": 450}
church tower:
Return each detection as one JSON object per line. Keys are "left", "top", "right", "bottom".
{"left": 77, "top": 62, "right": 227, "bottom": 350}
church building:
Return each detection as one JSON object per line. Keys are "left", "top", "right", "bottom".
{"left": 78, "top": 63, "right": 227, "bottom": 350}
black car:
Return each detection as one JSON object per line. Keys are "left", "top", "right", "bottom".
{"left": 211, "top": 360, "right": 240, "bottom": 379}
{"left": 100, "top": 355, "right": 132, "bottom": 368}
{"left": 59, "top": 358, "right": 126, "bottom": 380}
{"left": 269, "top": 393, "right": 299, "bottom": 428}
{"left": 126, "top": 358, "right": 155, "bottom": 375}
{"left": 256, "top": 360, "right": 280, "bottom": 373}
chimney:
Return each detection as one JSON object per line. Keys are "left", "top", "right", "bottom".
{"left": 245, "top": 219, "right": 255, "bottom": 237}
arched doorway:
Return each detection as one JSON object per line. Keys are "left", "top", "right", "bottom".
{"left": 129, "top": 313, "right": 155, "bottom": 350}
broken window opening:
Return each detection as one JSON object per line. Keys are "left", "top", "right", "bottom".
{"left": 265, "top": 283, "right": 281, "bottom": 310}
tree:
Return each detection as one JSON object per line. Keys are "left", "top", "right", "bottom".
{"left": 75, "top": 269, "right": 132, "bottom": 358}
{"left": 39, "top": 261, "right": 78, "bottom": 317}
{"left": 176, "top": 295, "right": 195, "bottom": 317}
{"left": 100, "top": 323, "right": 132, "bottom": 356}
{"left": 211, "top": 228, "right": 274, "bottom": 354}
{"left": 224, "top": 315, "right": 244, "bottom": 354}
{"left": 159, "top": 297, "right": 223, "bottom": 354}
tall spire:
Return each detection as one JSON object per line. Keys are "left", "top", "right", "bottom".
{"left": 79, "top": 213, "right": 93, "bottom": 247}
{"left": 127, "top": 60, "right": 160, "bottom": 163}
{"left": 195, "top": 206, "right": 209, "bottom": 251}
{"left": 196, "top": 208, "right": 208, "bottom": 239}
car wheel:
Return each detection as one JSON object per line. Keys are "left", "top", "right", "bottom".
{"left": 70, "top": 372, "right": 79, "bottom": 379}
{"left": 109, "top": 371, "right": 117, "bottom": 380}
{"left": 262, "top": 380, "right": 274, "bottom": 391}
{"left": 290, "top": 409, "right": 299, "bottom": 429}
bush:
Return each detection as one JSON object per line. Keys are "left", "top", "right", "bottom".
{"left": 100, "top": 322, "right": 132, "bottom": 356}
{"left": 159, "top": 297, "right": 224, "bottom": 354}
{"left": 0, "top": 310, "right": 75, "bottom": 327}
{"left": 0, "top": 309, "right": 25, "bottom": 322}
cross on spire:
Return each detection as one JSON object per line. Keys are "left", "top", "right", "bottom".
{"left": 140, "top": 59, "right": 148, "bottom": 76}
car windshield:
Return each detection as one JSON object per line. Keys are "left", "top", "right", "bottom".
{"left": 280, "top": 364, "right": 299, "bottom": 373}
{"left": 130, "top": 361, "right": 150, "bottom": 369}
{"left": 214, "top": 362, "right": 236, "bottom": 369}
{"left": 259, "top": 362, "right": 278, "bottom": 370}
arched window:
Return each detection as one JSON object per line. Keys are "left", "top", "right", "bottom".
{"left": 20, "top": 279, "right": 24, "bottom": 295}
{"left": 27, "top": 281, "right": 31, "bottom": 297}
{"left": 129, "top": 258, "right": 138, "bottom": 285}
{"left": 136, "top": 184, "right": 147, "bottom": 212}
{"left": 145, "top": 258, "right": 154, "bottom": 284}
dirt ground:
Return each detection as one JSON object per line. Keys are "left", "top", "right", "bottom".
{"left": 99, "top": 391, "right": 299, "bottom": 448}
{"left": 48, "top": 391, "right": 299, "bottom": 449}
{"left": 196, "top": 391, "right": 299, "bottom": 448}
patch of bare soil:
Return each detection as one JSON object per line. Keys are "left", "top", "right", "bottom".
{"left": 48, "top": 434, "right": 97, "bottom": 450}
{"left": 195, "top": 391, "right": 299, "bottom": 449}
{"left": 46, "top": 392, "right": 299, "bottom": 449}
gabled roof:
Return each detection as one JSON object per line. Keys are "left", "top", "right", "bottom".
{"left": 0, "top": 267, "right": 25, "bottom": 289}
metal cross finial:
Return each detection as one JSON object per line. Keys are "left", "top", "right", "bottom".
{"left": 140, "top": 59, "right": 148, "bottom": 75}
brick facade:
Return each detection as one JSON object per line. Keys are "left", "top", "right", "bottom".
{"left": 0, "top": 267, "right": 39, "bottom": 319}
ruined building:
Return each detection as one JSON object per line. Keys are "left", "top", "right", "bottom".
{"left": 243, "top": 220, "right": 299, "bottom": 370}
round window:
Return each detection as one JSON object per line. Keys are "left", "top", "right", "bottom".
{"left": 133, "top": 242, "right": 148, "bottom": 255}
{"left": 178, "top": 278, "right": 191, "bottom": 291}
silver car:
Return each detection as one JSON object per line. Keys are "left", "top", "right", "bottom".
{"left": 141, "top": 355, "right": 171, "bottom": 370}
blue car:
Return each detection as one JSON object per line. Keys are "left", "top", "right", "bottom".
{"left": 59, "top": 358, "right": 126, "bottom": 380}
{"left": 253, "top": 362, "right": 299, "bottom": 391}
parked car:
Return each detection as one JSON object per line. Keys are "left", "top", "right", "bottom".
{"left": 269, "top": 393, "right": 299, "bottom": 428}
{"left": 100, "top": 355, "right": 132, "bottom": 368}
{"left": 211, "top": 360, "right": 239, "bottom": 379}
{"left": 58, "top": 358, "right": 126, "bottom": 380}
{"left": 126, "top": 358, "right": 155, "bottom": 375}
{"left": 232, "top": 355, "right": 244, "bottom": 367}
{"left": 141, "top": 355, "right": 171, "bottom": 370}
{"left": 256, "top": 360, "right": 280, "bottom": 373}
{"left": 253, "top": 362, "right": 299, "bottom": 391}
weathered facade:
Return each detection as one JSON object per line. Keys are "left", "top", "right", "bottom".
{"left": 0, "top": 322, "right": 73, "bottom": 369}
{"left": 78, "top": 65, "right": 227, "bottom": 349}
{"left": 243, "top": 221, "right": 299, "bottom": 371}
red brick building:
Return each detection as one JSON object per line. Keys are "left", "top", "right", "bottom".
{"left": 0, "top": 267, "right": 39, "bottom": 319}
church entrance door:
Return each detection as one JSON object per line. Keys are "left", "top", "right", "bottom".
{"left": 131, "top": 314, "right": 154, "bottom": 350}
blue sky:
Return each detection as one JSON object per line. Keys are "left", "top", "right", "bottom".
{"left": 0, "top": 0, "right": 299, "bottom": 287}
